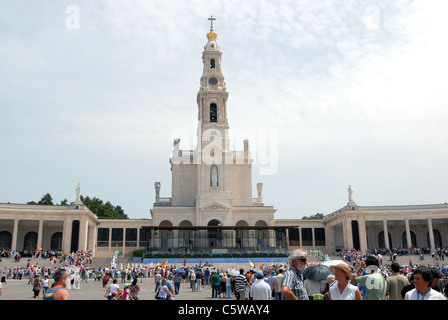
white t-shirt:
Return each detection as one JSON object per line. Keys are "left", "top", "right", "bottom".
{"left": 404, "top": 288, "right": 445, "bottom": 300}
{"left": 158, "top": 285, "right": 169, "bottom": 299}
{"left": 250, "top": 279, "right": 272, "bottom": 300}
{"left": 108, "top": 283, "right": 119, "bottom": 296}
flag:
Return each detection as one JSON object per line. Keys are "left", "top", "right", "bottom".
{"left": 260, "top": 263, "right": 263, "bottom": 269}
{"left": 184, "top": 258, "right": 186, "bottom": 266}
{"left": 155, "top": 262, "right": 159, "bottom": 268}
{"left": 249, "top": 261, "right": 254, "bottom": 267}
{"left": 161, "top": 260, "right": 168, "bottom": 267}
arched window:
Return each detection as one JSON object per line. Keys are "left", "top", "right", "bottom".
{"left": 378, "top": 231, "right": 392, "bottom": 249}
{"left": 427, "top": 229, "right": 442, "bottom": 248}
{"left": 51, "top": 232, "right": 63, "bottom": 251}
{"left": 0, "top": 231, "right": 12, "bottom": 249}
{"left": 159, "top": 220, "right": 173, "bottom": 249}
{"left": 210, "top": 103, "right": 217, "bottom": 122}
{"left": 210, "top": 59, "right": 215, "bottom": 69}
{"left": 235, "top": 220, "right": 250, "bottom": 250}
{"left": 255, "top": 221, "right": 268, "bottom": 249}
{"left": 208, "top": 219, "right": 222, "bottom": 247}
{"left": 401, "top": 230, "right": 417, "bottom": 248}
{"left": 23, "top": 231, "right": 38, "bottom": 251}
{"left": 179, "top": 220, "right": 193, "bottom": 249}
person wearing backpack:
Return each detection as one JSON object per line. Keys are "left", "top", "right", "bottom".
{"left": 32, "top": 274, "right": 42, "bottom": 299}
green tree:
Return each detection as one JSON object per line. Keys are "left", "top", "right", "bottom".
{"left": 302, "top": 213, "right": 324, "bottom": 220}
{"left": 80, "top": 196, "right": 128, "bottom": 219}
{"left": 27, "top": 194, "right": 128, "bottom": 219}
{"left": 27, "top": 193, "right": 54, "bottom": 205}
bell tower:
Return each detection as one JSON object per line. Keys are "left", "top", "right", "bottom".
{"left": 195, "top": 16, "right": 234, "bottom": 225}
{"left": 153, "top": 17, "right": 276, "bottom": 232}
{"left": 196, "top": 16, "right": 231, "bottom": 158}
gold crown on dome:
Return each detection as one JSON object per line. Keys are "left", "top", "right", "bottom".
{"left": 206, "top": 30, "right": 217, "bottom": 40}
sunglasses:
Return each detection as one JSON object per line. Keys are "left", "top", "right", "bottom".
{"left": 297, "top": 258, "right": 307, "bottom": 262}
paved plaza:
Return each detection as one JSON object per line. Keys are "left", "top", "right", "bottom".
{"left": 0, "top": 273, "right": 222, "bottom": 300}
{"left": 0, "top": 257, "right": 285, "bottom": 301}
{"left": 0, "top": 254, "right": 444, "bottom": 301}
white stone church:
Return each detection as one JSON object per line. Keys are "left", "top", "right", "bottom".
{"left": 1, "top": 22, "right": 448, "bottom": 258}
{"left": 148, "top": 26, "right": 277, "bottom": 253}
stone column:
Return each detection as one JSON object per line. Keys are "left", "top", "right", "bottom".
{"left": 62, "top": 217, "right": 73, "bottom": 253}
{"left": 311, "top": 227, "right": 316, "bottom": 249}
{"left": 108, "top": 227, "right": 112, "bottom": 252}
{"left": 78, "top": 216, "right": 88, "bottom": 252}
{"left": 325, "top": 224, "right": 334, "bottom": 253}
{"left": 122, "top": 228, "right": 126, "bottom": 254}
{"left": 383, "top": 220, "right": 390, "bottom": 250}
{"left": 342, "top": 219, "right": 348, "bottom": 250}
{"left": 427, "top": 218, "right": 435, "bottom": 251}
{"left": 405, "top": 219, "right": 412, "bottom": 249}
{"left": 136, "top": 227, "right": 140, "bottom": 249}
{"left": 91, "top": 224, "right": 98, "bottom": 256}
{"left": 11, "top": 218, "right": 19, "bottom": 251}
{"left": 37, "top": 220, "right": 43, "bottom": 250}
{"left": 358, "top": 216, "right": 368, "bottom": 253}
{"left": 229, "top": 230, "right": 235, "bottom": 249}
{"left": 86, "top": 224, "right": 93, "bottom": 253}
{"left": 298, "top": 226, "right": 302, "bottom": 248}
{"left": 344, "top": 218, "right": 353, "bottom": 250}
{"left": 270, "top": 229, "right": 276, "bottom": 248}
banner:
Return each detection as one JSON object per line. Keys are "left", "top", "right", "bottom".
{"left": 135, "top": 257, "right": 287, "bottom": 265}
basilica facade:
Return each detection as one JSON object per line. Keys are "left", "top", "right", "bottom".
{"left": 1, "top": 25, "right": 448, "bottom": 258}
{"left": 148, "top": 26, "right": 278, "bottom": 255}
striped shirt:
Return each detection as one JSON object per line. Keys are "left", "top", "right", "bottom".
{"left": 235, "top": 274, "right": 248, "bottom": 291}
{"left": 281, "top": 268, "right": 309, "bottom": 300}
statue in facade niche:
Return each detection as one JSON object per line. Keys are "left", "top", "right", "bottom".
{"left": 155, "top": 182, "right": 161, "bottom": 203}
{"left": 244, "top": 139, "right": 249, "bottom": 151}
{"left": 257, "top": 182, "right": 263, "bottom": 204}
{"left": 74, "top": 182, "right": 83, "bottom": 204}
{"left": 348, "top": 185, "right": 354, "bottom": 201}
{"left": 211, "top": 167, "right": 218, "bottom": 187}
{"left": 348, "top": 185, "right": 356, "bottom": 205}
{"left": 76, "top": 183, "right": 82, "bottom": 199}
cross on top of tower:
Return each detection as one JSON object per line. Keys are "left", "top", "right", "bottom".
{"left": 208, "top": 15, "right": 216, "bottom": 31}
{"left": 206, "top": 16, "right": 218, "bottom": 40}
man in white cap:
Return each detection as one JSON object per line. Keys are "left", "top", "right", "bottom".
{"left": 250, "top": 270, "right": 271, "bottom": 300}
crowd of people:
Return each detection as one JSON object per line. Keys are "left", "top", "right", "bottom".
{"left": 279, "top": 248, "right": 448, "bottom": 301}
{"left": 339, "top": 247, "right": 447, "bottom": 266}
{"left": 1, "top": 247, "right": 448, "bottom": 301}
{"left": 0, "top": 250, "right": 98, "bottom": 299}
{"left": 0, "top": 249, "right": 94, "bottom": 266}
{"left": 153, "top": 263, "right": 286, "bottom": 300}
{"left": 147, "top": 246, "right": 448, "bottom": 301}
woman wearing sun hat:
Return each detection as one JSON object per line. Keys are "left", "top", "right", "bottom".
{"left": 328, "top": 262, "right": 362, "bottom": 300}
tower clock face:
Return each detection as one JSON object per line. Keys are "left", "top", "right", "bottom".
{"left": 209, "top": 77, "right": 218, "bottom": 85}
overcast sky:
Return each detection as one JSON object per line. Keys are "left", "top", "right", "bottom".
{"left": 1, "top": 0, "right": 447, "bottom": 220}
